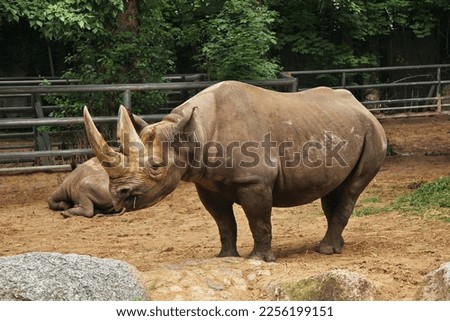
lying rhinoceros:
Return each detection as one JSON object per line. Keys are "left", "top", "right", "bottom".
{"left": 48, "top": 157, "right": 117, "bottom": 218}
{"left": 47, "top": 113, "right": 149, "bottom": 218}
{"left": 83, "top": 81, "right": 387, "bottom": 261}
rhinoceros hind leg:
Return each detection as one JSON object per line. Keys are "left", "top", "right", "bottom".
{"left": 48, "top": 196, "right": 72, "bottom": 211}
{"left": 318, "top": 186, "right": 357, "bottom": 255}
{"left": 195, "top": 184, "right": 239, "bottom": 258}
{"left": 60, "top": 197, "right": 95, "bottom": 218}
{"left": 318, "top": 133, "right": 385, "bottom": 255}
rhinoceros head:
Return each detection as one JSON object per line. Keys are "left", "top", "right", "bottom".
{"left": 83, "top": 105, "right": 185, "bottom": 212}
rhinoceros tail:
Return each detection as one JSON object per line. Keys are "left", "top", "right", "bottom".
{"left": 70, "top": 160, "right": 78, "bottom": 171}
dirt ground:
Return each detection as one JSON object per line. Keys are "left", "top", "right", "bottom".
{"left": 0, "top": 114, "right": 449, "bottom": 300}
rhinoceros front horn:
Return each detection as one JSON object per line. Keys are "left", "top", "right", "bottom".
{"left": 83, "top": 106, "right": 123, "bottom": 171}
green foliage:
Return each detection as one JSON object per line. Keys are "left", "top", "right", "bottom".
{"left": 199, "top": 0, "right": 280, "bottom": 80}
{"left": 384, "top": 0, "right": 450, "bottom": 38}
{"left": 267, "top": 0, "right": 382, "bottom": 69}
{"left": 1, "top": 0, "right": 449, "bottom": 94}
{"left": 0, "top": 0, "right": 124, "bottom": 41}
{"left": 1, "top": 0, "right": 174, "bottom": 116}
{"left": 393, "top": 177, "right": 450, "bottom": 218}
{"left": 60, "top": 0, "right": 174, "bottom": 115}
{"left": 267, "top": 0, "right": 450, "bottom": 69}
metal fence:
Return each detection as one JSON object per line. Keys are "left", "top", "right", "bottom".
{"left": 0, "top": 65, "right": 449, "bottom": 174}
{"left": 288, "top": 64, "right": 450, "bottom": 117}
{"left": 0, "top": 76, "right": 297, "bottom": 173}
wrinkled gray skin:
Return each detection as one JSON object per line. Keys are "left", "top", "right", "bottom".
{"left": 47, "top": 113, "right": 149, "bottom": 218}
{"left": 84, "top": 81, "right": 387, "bottom": 261}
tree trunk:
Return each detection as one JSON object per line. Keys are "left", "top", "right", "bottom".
{"left": 117, "top": 0, "right": 139, "bottom": 33}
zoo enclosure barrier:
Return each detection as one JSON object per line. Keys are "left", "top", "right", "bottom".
{"left": 0, "top": 76, "right": 297, "bottom": 174}
{"left": 289, "top": 64, "right": 450, "bottom": 117}
{"left": 0, "top": 65, "right": 449, "bottom": 174}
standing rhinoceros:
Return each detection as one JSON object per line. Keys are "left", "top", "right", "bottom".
{"left": 83, "top": 81, "right": 387, "bottom": 261}
{"left": 47, "top": 113, "right": 149, "bottom": 218}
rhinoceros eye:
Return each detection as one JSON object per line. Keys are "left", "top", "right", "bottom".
{"left": 118, "top": 188, "right": 131, "bottom": 198}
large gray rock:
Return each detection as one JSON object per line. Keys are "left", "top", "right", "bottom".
{"left": 418, "top": 262, "right": 450, "bottom": 300}
{"left": 270, "top": 269, "right": 378, "bottom": 301}
{"left": 0, "top": 252, "right": 146, "bottom": 301}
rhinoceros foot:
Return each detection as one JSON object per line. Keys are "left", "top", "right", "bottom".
{"left": 217, "top": 248, "right": 240, "bottom": 258}
{"left": 317, "top": 237, "right": 344, "bottom": 255}
{"left": 249, "top": 249, "right": 276, "bottom": 262}
{"left": 60, "top": 210, "right": 75, "bottom": 219}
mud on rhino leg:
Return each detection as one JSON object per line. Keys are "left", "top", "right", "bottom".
{"left": 237, "top": 184, "right": 275, "bottom": 262}
{"left": 195, "top": 184, "right": 239, "bottom": 258}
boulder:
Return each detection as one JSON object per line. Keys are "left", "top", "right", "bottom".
{"left": 418, "top": 262, "right": 450, "bottom": 300}
{"left": 270, "top": 269, "right": 378, "bottom": 301}
{"left": 0, "top": 252, "right": 146, "bottom": 301}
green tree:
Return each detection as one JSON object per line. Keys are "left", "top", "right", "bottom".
{"left": 199, "top": 0, "right": 280, "bottom": 80}
{"left": 1, "top": 0, "right": 175, "bottom": 115}
{"left": 267, "top": 0, "right": 450, "bottom": 70}
{"left": 268, "top": 0, "right": 387, "bottom": 70}
{"left": 384, "top": 0, "right": 450, "bottom": 38}
{"left": 0, "top": 0, "right": 123, "bottom": 40}
{"left": 62, "top": 0, "right": 175, "bottom": 114}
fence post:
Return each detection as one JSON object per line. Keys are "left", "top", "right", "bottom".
{"left": 32, "top": 94, "right": 51, "bottom": 165}
{"left": 341, "top": 72, "right": 346, "bottom": 88}
{"left": 436, "top": 67, "right": 442, "bottom": 113}
{"left": 123, "top": 89, "right": 131, "bottom": 109}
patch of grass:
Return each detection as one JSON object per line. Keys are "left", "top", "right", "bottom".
{"left": 353, "top": 206, "right": 384, "bottom": 217}
{"left": 352, "top": 177, "right": 450, "bottom": 221}
{"left": 360, "top": 196, "right": 381, "bottom": 204}
{"left": 392, "top": 176, "right": 450, "bottom": 221}
{"left": 353, "top": 195, "right": 384, "bottom": 217}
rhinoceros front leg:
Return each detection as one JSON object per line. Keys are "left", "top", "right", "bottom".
{"left": 237, "top": 184, "right": 275, "bottom": 262}
{"left": 195, "top": 184, "right": 239, "bottom": 258}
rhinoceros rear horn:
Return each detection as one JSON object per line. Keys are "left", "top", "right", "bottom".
{"left": 117, "top": 105, "right": 147, "bottom": 157}
{"left": 83, "top": 106, "right": 123, "bottom": 170}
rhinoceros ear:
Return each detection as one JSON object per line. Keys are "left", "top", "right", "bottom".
{"left": 174, "top": 106, "right": 197, "bottom": 133}
{"left": 132, "top": 114, "right": 148, "bottom": 133}
{"left": 173, "top": 106, "right": 205, "bottom": 143}
{"left": 83, "top": 106, "right": 123, "bottom": 171}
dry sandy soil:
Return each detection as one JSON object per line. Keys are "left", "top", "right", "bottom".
{"left": 0, "top": 114, "right": 449, "bottom": 300}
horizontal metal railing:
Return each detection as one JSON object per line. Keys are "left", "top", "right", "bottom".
{"left": 0, "top": 77, "right": 298, "bottom": 173}
{"left": 1, "top": 66, "right": 449, "bottom": 173}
